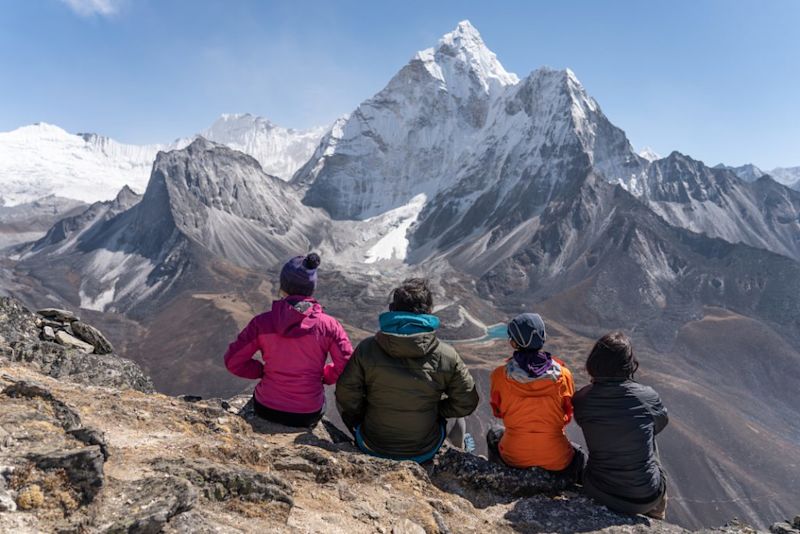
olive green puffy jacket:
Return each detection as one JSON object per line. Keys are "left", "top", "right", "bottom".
{"left": 335, "top": 331, "right": 479, "bottom": 457}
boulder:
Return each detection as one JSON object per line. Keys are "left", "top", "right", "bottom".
{"left": 54, "top": 331, "right": 94, "bottom": 353}
{"left": 4, "top": 342, "right": 154, "bottom": 392}
{"left": 771, "top": 523, "right": 799, "bottom": 534}
{"left": 30, "top": 445, "right": 105, "bottom": 504}
{"left": 70, "top": 321, "right": 114, "bottom": 355}
{"left": 94, "top": 477, "right": 197, "bottom": 534}
{"left": 36, "top": 308, "right": 79, "bottom": 323}
{"left": 41, "top": 326, "right": 55, "bottom": 342}
{"left": 433, "top": 448, "right": 574, "bottom": 503}
{"left": 67, "top": 427, "right": 110, "bottom": 460}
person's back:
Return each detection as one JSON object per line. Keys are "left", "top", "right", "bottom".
{"left": 489, "top": 313, "right": 577, "bottom": 471}
{"left": 224, "top": 253, "right": 353, "bottom": 427}
{"left": 573, "top": 332, "right": 668, "bottom": 519}
{"left": 336, "top": 278, "right": 479, "bottom": 460}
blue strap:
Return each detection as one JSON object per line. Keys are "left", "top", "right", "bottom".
{"left": 355, "top": 424, "right": 446, "bottom": 463}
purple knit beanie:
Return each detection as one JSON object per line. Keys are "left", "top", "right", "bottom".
{"left": 280, "top": 253, "right": 321, "bottom": 296}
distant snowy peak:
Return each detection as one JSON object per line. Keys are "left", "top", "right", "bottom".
{"left": 0, "top": 122, "right": 163, "bottom": 206}
{"left": 713, "top": 163, "right": 766, "bottom": 183}
{"left": 414, "top": 20, "right": 519, "bottom": 94}
{"left": 638, "top": 147, "right": 661, "bottom": 162}
{"left": 0, "top": 114, "right": 326, "bottom": 206}
{"left": 194, "top": 113, "right": 326, "bottom": 180}
{"left": 769, "top": 167, "right": 800, "bottom": 189}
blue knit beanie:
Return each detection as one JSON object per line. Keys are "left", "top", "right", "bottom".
{"left": 507, "top": 313, "right": 547, "bottom": 350}
{"left": 279, "top": 253, "right": 320, "bottom": 296}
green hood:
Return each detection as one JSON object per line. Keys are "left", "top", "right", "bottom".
{"left": 375, "top": 331, "right": 439, "bottom": 358}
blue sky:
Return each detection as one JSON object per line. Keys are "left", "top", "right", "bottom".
{"left": 2, "top": 0, "right": 799, "bottom": 169}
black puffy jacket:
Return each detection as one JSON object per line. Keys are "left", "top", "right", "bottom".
{"left": 573, "top": 378, "right": 668, "bottom": 514}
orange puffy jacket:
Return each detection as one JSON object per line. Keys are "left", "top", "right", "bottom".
{"left": 490, "top": 357, "right": 575, "bottom": 470}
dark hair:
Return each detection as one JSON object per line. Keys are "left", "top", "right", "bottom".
{"left": 585, "top": 331, "right": 639, "bottom": 379}
{"left": 389, "top": 278, "right": 434, "bottom": 315}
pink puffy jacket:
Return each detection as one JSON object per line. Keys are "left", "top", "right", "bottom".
{"left": 224, "top": 296, "right": 353, "bottom": 414}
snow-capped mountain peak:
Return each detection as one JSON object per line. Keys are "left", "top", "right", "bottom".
{"left": 0, "top": 113, "right": 327, "bottom": 207}
{"left": 0, "top": 123, "right": 165, "bottom": 206}
{"left": 638, "top": 147, "right": 661, "bottom": 162}
{"left": 418, "top": 20, "right": 519, "bottom": 92}
{"left": 192, "top": 113, "right": 327, "bottom": 180}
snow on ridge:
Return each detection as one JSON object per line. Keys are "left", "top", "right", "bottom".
{"left": 0, "top": 114, "right": 327, "bottom": 206}
{"left": 364, "top": 194, "right": 427, "bottom": 263}
{"left": 414, "top": 20, "right": 519, "bottom": 94}
{"left": 639, "top": 147, "right": 661, "bottom": 162}
{"left": 436, "top": 20, "right": 519, "bottom": 87}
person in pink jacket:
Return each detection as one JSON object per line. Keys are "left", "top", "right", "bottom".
{"left": 224, "top": 253, "right": 353, "bottom": 427}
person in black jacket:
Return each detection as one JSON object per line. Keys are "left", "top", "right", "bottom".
{"left": 573, "top": 331, "right": 668, "bottom": 519}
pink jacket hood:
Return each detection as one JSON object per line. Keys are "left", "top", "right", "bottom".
{"left": 271, "top": 296, "right": 322, "bottom": 337}
{"left": 223, "top": 296, "right": 353, "bottom": 414}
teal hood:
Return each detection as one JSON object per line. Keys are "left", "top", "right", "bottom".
{"left": 378, "top": 312, "right": 440, "bottom": 335}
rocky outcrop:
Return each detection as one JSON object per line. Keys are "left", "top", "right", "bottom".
{"left": 0, "top": 296, "right": 790, "bottom": 533}
{"left": 433, "top": 448, "right": 574, "bottom": 503}
{"left": 0, "top": 298, "right": 152, "bottom": 392}
{"left": 70, "top": 321, "right": 114, "bottom": 354}
{"left": 771, "top": 516, "right": 800, "bottom": 534}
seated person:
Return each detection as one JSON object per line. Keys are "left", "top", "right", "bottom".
{"left": 223, "top": 253, "right": 353, "bottom": 428}
{"left": 573, "top": 331, "right": 669, "bottom": 520}
{"left": 488, "top": 313, "right": 582, "bottom": 475}
{"left": 335, "top": 278, "right": 479, "bottom": 462}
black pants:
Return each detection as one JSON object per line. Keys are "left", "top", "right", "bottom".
{"left": 486, "top": 428, "right": 586, "bottom": 483}
{"left": 253, "top": 397, "right": 323, "bottom": 428}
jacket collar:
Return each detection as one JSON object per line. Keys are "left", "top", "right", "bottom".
{"left": 378, "top": 311, "right": 440, "bottom": 335}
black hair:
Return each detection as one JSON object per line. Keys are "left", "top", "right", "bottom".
{"left": 389, "top": 278, "right": 434, "bottom": 315}
{"left": 303, "top": 252, "right": 321, "bottom": 270}
{"left": 585, "top": 331, "right": 639, "bottom": 379}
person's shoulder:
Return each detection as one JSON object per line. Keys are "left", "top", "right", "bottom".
{"left": 572, "top": 383, "right": 594, "bottom": 404}
{"left": 353, "top": 335, "right": 380, "bottom": 354}
{"left": 435, "top": 338, "right": 458, "bottom": 356}
{"left": 553, "top": 357, "right": 574, "bottom": 377}
{"left": 490, "top": 363, "right": 507, "bottom": 380}
{"left": 317, "top": 310, "right": 346, "bottom": 331}
{"left": 249, "top": 311, "right": 273, "bottom": 329}
{"left": 628, "top": 381, "right": 662, "bottom": 403}
{"left": 434, "top": 339, "right": 465, "bottom": 367}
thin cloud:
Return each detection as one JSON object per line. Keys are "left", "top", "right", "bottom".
{"left": 59, "top": 0, "right": 123, "bottom": 17}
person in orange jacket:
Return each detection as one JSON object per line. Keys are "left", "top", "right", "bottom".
{"left": 488, "top": 313, "right": 584, "bottom": 475}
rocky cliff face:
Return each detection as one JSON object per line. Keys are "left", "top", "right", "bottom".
{"left": 0, "top": 296, "right": 792, "bottom": 533}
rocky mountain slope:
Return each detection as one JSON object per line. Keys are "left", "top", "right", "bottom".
{"left": 2, "top": 296, "right": 794, "bottom": 534}
{"left": 716, "top": 164, "right": 800, "bottom": 192}
{"left": 0, "top": 196, "right": 87, "bottom": 248}
{"left": 2, "top": 20, "right": 800, "bottom": 531}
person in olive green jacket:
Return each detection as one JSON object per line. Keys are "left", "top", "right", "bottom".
{"left": 335, "top": 278, "right": 479, "bottom": 462}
